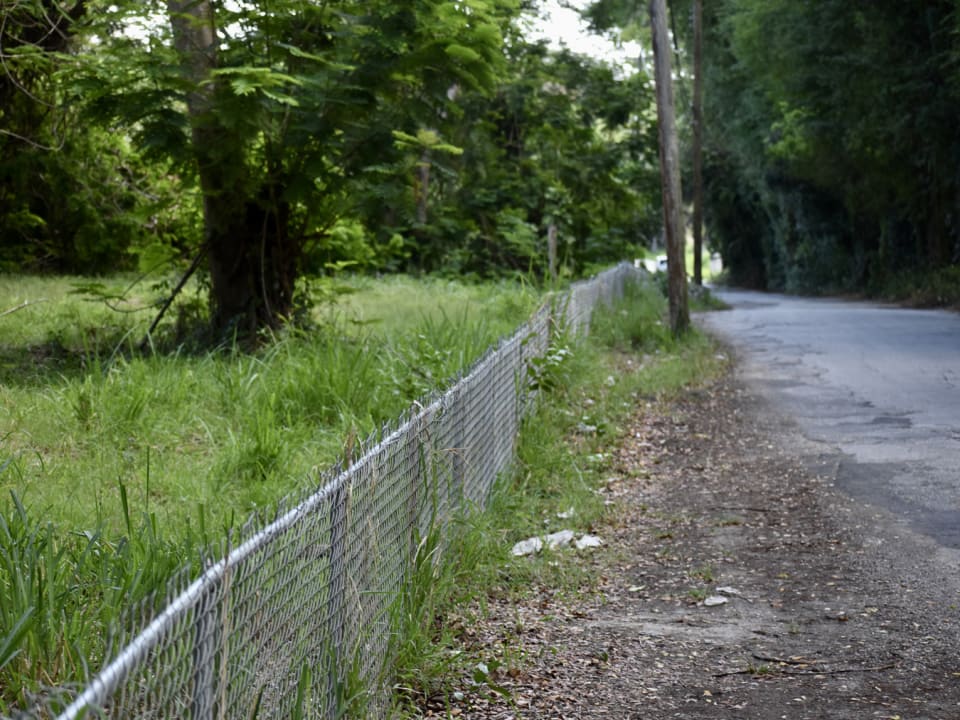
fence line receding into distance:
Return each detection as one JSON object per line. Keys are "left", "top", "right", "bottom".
{"left": 24, "top": 263, "right": 643, "bottom": 720}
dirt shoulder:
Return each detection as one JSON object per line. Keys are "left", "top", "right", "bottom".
{"left": 432, "top": 359, "right": 960, "bottom": 719}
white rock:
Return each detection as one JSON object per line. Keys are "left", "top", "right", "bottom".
{"left": 511, "top": 537, "right": 543, "bottom": 556}
{"left": 703, "top": 595, "right": 728, "bottom": 607}
{"left": 557, "top": 508, "right": 575, "bottom": 520}
{"left": 544, "top": 529, "right": 576, "bottom": 549}
{"left": 715, "top": 586, "right": 742, "bottom": 597}
{"left": 576, "top": 534, "right": 604, "bottom": 550}
{"left": 512, "top": 529, "right": 598, "bottom": 555}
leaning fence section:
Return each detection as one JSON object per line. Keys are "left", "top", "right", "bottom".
{"left": 31, "top": 263, "right": 644, "bottom": 720}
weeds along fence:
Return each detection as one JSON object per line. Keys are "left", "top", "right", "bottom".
{"left": 25, "top": 263, "right": 643, "bottom": 720}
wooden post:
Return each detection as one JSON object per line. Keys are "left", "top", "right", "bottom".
{"left": 649, "top": 0, "right": 689, "bottom": 335}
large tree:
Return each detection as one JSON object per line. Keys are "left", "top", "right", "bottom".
{"left": 78, "top": 0, "right": 517, "bottom": 337}
{"left": 649, "top": 0, "right": 689, "bottom": 334}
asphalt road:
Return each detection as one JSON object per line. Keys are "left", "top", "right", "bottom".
{"left": 697, "top": 289, "right": 960, "bottom": 549}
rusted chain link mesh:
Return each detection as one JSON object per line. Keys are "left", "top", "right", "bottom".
{"left": 23, "top": 263, "right": 643, "bottom": 720}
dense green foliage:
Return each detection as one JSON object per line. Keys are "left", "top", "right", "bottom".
{"left": 0, "top": 1, "right": 661, "bottom": 334}
{"left": 701, "top": 0, "right": 960, "bottom": 294}
{"left": 0, "top": 1, "right": 196, "bottom": 273}
{"left": 358, "top": 43, "right": 661, "bottom": 279}
{"left": 7, "top": 0, "right": 959, "bottom": 306}
{"left": 585, "top": 0, "right": 960, "bottom": 298}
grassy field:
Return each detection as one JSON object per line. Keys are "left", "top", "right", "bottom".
{"left": 0, "top": 274, "right": 539, "bottom": 534}
{"left": 0, "top": 273, "right": 540, "bottom": 709}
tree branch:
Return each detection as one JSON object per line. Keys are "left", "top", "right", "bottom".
{"left": 0, "top": 298, "right": 48, "bottom": 319}
{"left": 139, "top": 248, "right": 207, "bottom": 350}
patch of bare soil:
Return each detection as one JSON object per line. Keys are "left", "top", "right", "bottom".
{"left": 426, "top": 366, "right": 960, "bottom": 719}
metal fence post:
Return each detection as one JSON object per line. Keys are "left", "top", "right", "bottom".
{"left": 325, "top": 482, "right": 347, "bottom": 715}
{"left": 453, "top": 392, "right": 466, "bottom": 506}
{"left": 190, "top": 577, "right": 219, "bottom": 720}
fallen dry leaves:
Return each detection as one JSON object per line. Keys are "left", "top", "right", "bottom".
{"left": 406, "top": 368, "right": 960, "bottom": 719}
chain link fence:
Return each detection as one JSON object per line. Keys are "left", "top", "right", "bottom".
{"left": 19, "top": 263, "right": 643, "bottom": 720}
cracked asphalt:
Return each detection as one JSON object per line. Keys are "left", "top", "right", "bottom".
{"left": 697, "top": 290, "right": 960, "bottom": 550}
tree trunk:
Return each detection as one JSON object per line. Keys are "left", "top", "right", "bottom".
{"left": 167, "top": 0, "right": 295, "bottom": 339}
{"left": 208, "top": 192, "right": 296, "bottom": 336}
{"left": 649, "top": 0, "right": 689, "bottom": 335}
{"left": 692, "top": 0, "right": 704, "bottom": 286}
{"left": 417, "top": 149, "right": 430, "bottom": 226}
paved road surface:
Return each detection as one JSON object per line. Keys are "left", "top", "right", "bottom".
{"left": 697, "top": 289, "right": 960, "bottom": 549}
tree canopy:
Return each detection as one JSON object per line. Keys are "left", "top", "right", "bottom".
{"left": 700, "top": 0, "right": 960, "bottom": 293}
{"left": 0, "top": 0, "right": 663, "bottom": 340}
{"left": 583, "top": 0, "right": 960, "bottom": 297}
{"left": 8, "top": 0, "right": 948, "bottom": 326}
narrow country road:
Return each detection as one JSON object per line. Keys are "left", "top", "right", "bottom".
{"left": 433, "top": 291, "right": 960, "bottom": 718}
{"left": 698, "top": 289, "right": 960, "bottom": 549}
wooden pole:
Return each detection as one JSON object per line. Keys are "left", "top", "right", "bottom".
{"left": 649, "top": 0, "right": 689, "bottom": 334}
{"left": 692, "top": 0, "right": 704, "bottom": 286}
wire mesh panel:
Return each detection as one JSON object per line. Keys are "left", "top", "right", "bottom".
{"left": 23, "top": 263, "right": 644, "bottom": 720}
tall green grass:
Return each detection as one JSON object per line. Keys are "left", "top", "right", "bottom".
{"left": 0, "top": 275, "right": 539, "bottom": 533}
{"left": 0, "top": 273, "right": 540, "bottom": 710}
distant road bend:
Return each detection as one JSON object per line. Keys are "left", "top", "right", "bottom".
{"left": 697, "top": 289, "right": 960, "bottom": 549}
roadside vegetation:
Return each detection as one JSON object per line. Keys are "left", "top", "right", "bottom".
{"left": 0, "top": 273, "right": 540, "bottom": 712}
{"left": 388, "top": 280, "right": 725, "bottom": 716}
{"left": 869, "top": 265, "right": 960, "bottom": 309}
{"left": 2, "top": 2, "right": 661, "bottom": 344}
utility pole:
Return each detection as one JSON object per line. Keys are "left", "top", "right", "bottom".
{"left": 649, "top": 0, "right": 689, "bottom": 334}
{"left": 692, "top": 0, "right": 704, "bottom": 287}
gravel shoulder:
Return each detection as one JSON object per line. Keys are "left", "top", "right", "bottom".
{"left": 432, "top": 356, "right": 960, "bottom": 719}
